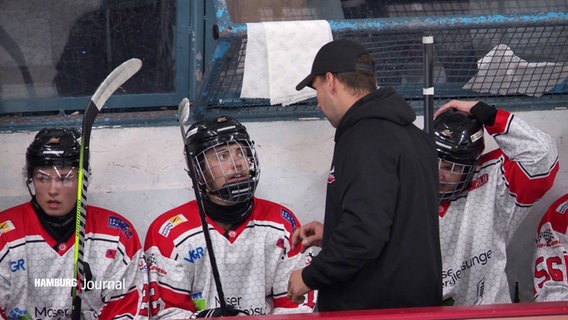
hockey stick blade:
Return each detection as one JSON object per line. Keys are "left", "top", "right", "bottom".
{"left": 92, "top": 58, "right": 142, "bottom": 110}
{"left": 72, "top": 58, "right": 142, "bottom": 319}
{"left": 177, "top": 97, "right": 190, "bottom": 140}
{"left": 83, "top": 58, "right": 142, "bottom": 136}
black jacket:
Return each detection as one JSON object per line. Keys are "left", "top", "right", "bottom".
{"left": 302, "top": 87, "right": 442, "bottom": 311}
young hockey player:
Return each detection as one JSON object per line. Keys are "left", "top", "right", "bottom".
{"left": 0, "top": 128, "right": 148, "bottom": 319}
{"left": 434, "top": 100, "right": 559, "bottom": 305}
{"left": 144, "top": 116, "right": 316, "bottom": 318}
{"left": 533, "top": 193, "right": 568, "bottom": 302}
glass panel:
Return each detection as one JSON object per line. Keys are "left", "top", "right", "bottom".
{"left": 0, "top": 0, "right": 176, "bottom": 100}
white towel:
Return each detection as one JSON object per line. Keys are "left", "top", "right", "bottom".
{"left": 241, "top": 20, "right": 333, "bottom": 106}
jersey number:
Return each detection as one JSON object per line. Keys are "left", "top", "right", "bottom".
{"left": 534, "top": 255, "right": 568, "bottom": 288}
{"left": 140, "top": 282, "right": 163, "bottom": 316}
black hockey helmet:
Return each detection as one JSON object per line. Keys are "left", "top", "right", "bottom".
{"left": 26, "top": 128, "right": 81, "bottom": 180}
{"left": 434, "top": 109, "right": 485, "bottom": 165}
{"left": 433, "top": 109, "right": 485, "bottom": 201}
{"left": 184, "top": 116, "right": 260, "bottom": 204}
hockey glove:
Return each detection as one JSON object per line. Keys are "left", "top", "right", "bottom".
{"left": 192, "top": 305, "right": 249, "bottom": 318}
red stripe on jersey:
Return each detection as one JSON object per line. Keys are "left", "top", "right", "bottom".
{"left": 503, "top": 155, "right": 558, "bottom": 206}
{"left": 99, "top": 286, "right": 142, "bottom": 318}
{"left": 539, "top": 195, "right": 568, "bottom": 235}
{"left": 150, "top": 284, "right": 197, "bottom": 314}
{"left": 484, "top": 108, "right": 512, "bottom": 136}
{"left": 144, "top": 202, "right": 201, "bottom": 256}
{"left": 479, "top": 149, "right": 558, "bottom": 206}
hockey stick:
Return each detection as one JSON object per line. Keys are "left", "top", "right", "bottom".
{"left": 71, "top": 58, "right": 142, "bottom": 319}
{"left": 423, "top": 35, "right": 434, "bottom": 135}
{"left": 178, "top": 98, "right": 232, "bottom": 316}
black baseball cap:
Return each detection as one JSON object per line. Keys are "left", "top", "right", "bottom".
{"left": 295, "top": 39, "right": 374, "bottom": 91}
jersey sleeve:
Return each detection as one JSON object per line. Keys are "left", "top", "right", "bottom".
{"left": 0, "top": 235, "right": 11, "bottom": 319}
{"left": 533, "top": 194, "right": 568, "bottom": 302}
{"left": 97, "top": 220, "right": 149, "bottom": 319}
{"left": 143, "top": 218, "right": 196, "bottom": 319}
{"left": 271, "top": 249, "right": 317, "bottom": 314}
{"left": 270, "top": 208, "right": 316, "bottom": 314}
{"left": 485, "top": 109, "right": 559, "bottom": 206}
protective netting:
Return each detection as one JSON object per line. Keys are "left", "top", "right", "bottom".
{"left": 194, "top": 0, "right": 568, "bottom": 119}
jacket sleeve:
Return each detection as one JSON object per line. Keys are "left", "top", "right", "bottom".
{"left": 98, "top": 225, "right": 149, "bottom": 319}
{"left": 143, "top": 221, "right": 196, "bottom": 319}
{"left": 303, "top": 128, "right": 399, "bottom": 288}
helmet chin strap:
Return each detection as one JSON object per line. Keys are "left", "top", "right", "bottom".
{"left": 25, "top": 178, "right": 35, "bottom": 198}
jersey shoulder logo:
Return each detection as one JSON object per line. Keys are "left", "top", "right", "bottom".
{"left": 108, "top": 216, "right": 133, "bottom": 239}
{"left": 159, "top": 213, "right": 188, "bottom": 237}
{"left": 555, "top": 200, "right": 568, "bottom": 215}
{"left": 0, "top": 220, "right": 15, "bottom": 234}
{"left": 280, "top": 209, "right": 297, "bottom": 232}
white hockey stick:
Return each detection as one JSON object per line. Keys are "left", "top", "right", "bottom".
{"left": 178, "top": 98, "right": 235, "bottom": 316}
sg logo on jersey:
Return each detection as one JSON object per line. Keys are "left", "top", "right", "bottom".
{"left": 10, "top": 259, "right": 26, "bottom": 272}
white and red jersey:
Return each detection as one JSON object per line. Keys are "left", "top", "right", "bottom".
{"left": 144, "top": 197, "right": 316, "bottom": 319}
{"left": 0, "top": 202, "right": 148, "bottom": 319}
{"left": 439, "top": 109, "right": 559, "bottom": 305}
{"left": 533, "top": 193, "right": 568, "bottom": 302}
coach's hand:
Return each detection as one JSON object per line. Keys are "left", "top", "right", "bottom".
{"left": 287, "top": 269, "right": 312, "bottom": 305}
{"left": 291, "top": 221, "right": 323, "bottom": 253}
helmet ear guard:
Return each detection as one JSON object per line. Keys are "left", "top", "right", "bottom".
{"left": 434, "top": 109, "right": 485, "bottom": 201}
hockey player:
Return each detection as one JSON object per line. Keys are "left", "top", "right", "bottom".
{"left": 434, "top": 100, "right": 559, "bottom": 305}
{"left": 533, "top": 193, "right": 568, "bottom": 301}
{"left": 0, "top": 128, "right": 148, "bottom": 319}
{"left": 144, "top": 116, "right": 316, "bottom": 318}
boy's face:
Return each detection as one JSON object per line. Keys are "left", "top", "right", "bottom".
{"left": 438, "top": 159, "right": 465, "bottom": 193}
{"left": 203, "top": 142, "right": 251, "bottom": 192}
{"left": 32, "top": 166, "right": 78, "bottom": 217}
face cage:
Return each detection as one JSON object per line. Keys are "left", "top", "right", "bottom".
{"left": 192, "top": 140, "right": 259, "bottom": 205}
{"left": 438, "top": 159, "right": 476, "bottom": 202}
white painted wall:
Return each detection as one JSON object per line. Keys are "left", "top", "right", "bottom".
{"left": 1, "top": 109, "right": 567, "bottom": 302}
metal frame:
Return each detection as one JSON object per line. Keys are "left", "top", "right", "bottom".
{"left": 0, "top": 0, "right": 209, "bottom": 119}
